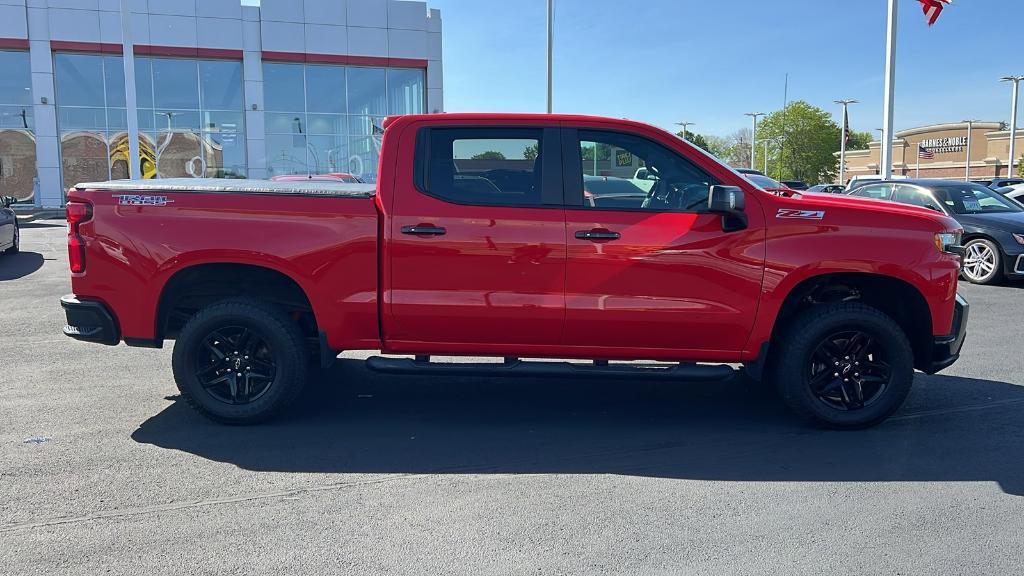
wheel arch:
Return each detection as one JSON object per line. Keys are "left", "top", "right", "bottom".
{"left": 761, "top": 272, "right": 934, "bottom": 374}
{"left": 155, "top": 261, "right": 321, "bottom": 347}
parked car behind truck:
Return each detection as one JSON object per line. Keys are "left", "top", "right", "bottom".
{"left": 62, "top": 113, "right": 968, "bottom": 429}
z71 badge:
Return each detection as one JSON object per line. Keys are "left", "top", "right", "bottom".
{"left": 776, "top": 209, "right": 825, "bottom": 220}
{"left": 113, "top": 194, "right": 174, "bottom": 206}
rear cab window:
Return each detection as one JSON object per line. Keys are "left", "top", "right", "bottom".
{"left": 416, "top": 127, "right": 560, "bottom": 206}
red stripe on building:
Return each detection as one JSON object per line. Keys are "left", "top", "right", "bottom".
{"left": 0, "top": 38, "right": 30, "bottom": 49}
{"left": 263, "top": 51, "right": 427, "bottom": 68}
{"left": 50, "top": 40, "right": 124, "bottom": 53}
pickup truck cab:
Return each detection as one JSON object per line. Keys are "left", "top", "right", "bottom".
{"left": 62, "top": 113, "right": 968, "bottom": 429}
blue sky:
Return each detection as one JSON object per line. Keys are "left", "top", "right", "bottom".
{"left": 426, "top": 0, "right": 1022, "bottom": 138}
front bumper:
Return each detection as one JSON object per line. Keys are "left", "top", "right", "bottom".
{"left": 61, "top": 295, "right": 120, "bottom": 345}
{"left": 923, "top": 293, "right": 968, "bottom": 374}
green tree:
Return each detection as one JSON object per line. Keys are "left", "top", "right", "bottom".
{"left": 846, "top": 130, "right": 873, "bottom": 151}
{"left": 523, "top": 144, "right": 538, "bottom": 160}
{"left": 471, "top": 150, "right": 506, "bottom": 160}
{"left": 676, "top": 131, "right": 731, "bottom": 159}
{"left": 581, "top": 142, "right": 612, "bottom": 161}
{"left": 755, "top": 100, "right": 843, "bottom": 183}
{"left": 1018, "top": 155, "right": 1024, "bottom": 178}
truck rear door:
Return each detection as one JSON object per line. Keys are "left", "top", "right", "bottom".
{"left": 383, "top": 123, "right": 566, "bottom": 351}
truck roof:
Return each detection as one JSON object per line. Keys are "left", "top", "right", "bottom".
{"left": 74, "top": 178, "right": 376, "bottom": 198}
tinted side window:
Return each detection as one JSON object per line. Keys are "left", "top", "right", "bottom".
{"left": 892, "top": 185, "right": 941, "bottom": 210}
{"left": 575, "top": 129, "right": 717, "bottom": 211}
{"left": 422, "top": 128, "right": 544, "bottom": 205}
{"left": 852, "top": 184, "right": 892, "bottom": 200}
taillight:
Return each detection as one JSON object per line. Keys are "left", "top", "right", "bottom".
{"left": 66, "top": 201, "right": 93, "bottom": 274}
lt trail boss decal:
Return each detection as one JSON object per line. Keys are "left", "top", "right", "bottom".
{"left": 776, "top": 209, "right": 825, "bottom": 220}
{"left": 113, "top": 194, "right": 174, "bottom": 206}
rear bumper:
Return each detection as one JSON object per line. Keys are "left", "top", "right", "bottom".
{"left": 922, "top": 293, "right": 968, "bottom": 374}
{"left": 60, "top": 295, "right": 120, "bottom": 345}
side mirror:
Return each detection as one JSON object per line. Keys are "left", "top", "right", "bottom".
{"left": 1, "top": 196, "right": 14, "bottom": 208}
{"left": 707, "top": 185, "right": 747, "bottom": 232}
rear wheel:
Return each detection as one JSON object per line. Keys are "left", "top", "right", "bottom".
{"left": 961, "top": 238, "right": 1001, "bottom": 285}
{"left": 770, "top": 302, "right": 913, "bottom": 429}
{"left": 171, "top": 298, "right": 308, "bottom": 424}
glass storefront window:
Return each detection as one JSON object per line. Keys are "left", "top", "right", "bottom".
{"left": 56, "top": 54, "right": 246, "bottom": 188}
{"left": 263, "top": 63, "right": 305, "bottom": 113}
{"left": 263, "top": 62, "right": 423, "bottom": 182}
{"left": 0, "top": 51, "right": 37, "bottom": 204}
{"left": 151, "top": 58, "right": 200, "bottom": 110}
{"left": 387, "top": 68, "right": 425, "bottom": 115}
{"left": 347, "top": 67, "right": 386, "bottom": 117}
{"left": 200, "top": 60, "right": 244, "bottom": 111}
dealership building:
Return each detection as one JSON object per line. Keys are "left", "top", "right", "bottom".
{"left": 0, "top": 0, "right": 443, "bottom": 208}
{"left": 841, "top": 122, "right": 1024, "bottom": 181}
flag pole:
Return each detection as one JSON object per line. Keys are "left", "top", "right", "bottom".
{"left": 880, "top": 0, "right": 897, "bottom": 179}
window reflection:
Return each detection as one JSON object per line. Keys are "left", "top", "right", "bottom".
{"left": 263, "top": 62, "right": 423, "bottom": 182}
{"left": 55, "top": 53, "right": 246, "bottom": 186}
{"left": 0, "top": 51, "right": 35, "bottom": 203}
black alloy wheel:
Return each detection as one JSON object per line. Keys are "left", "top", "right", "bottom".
{"left": 808, "top": 330, "right": 891, "bottom": 411}
{"left": 193, "top": 326, "right": 278, "bottom": 405}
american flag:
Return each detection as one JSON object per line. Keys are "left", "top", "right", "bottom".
{"left": 919, "top": 0, "right": 952, "bottom": 26}
{"left": 918, "top": 145, "right": 935, "bottom": 159}
{"left": 842, "top": 106, "right": 850, "bottom": 145}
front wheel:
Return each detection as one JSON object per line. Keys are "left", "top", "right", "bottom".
{"left": 961, "top": 238, "right": 1002, "bottom": 285}
{"left": 171, "top": 298, "right": 309, "bottom": 424}
{"left": 769, "top": 302, "right": 914, "bottom": 429}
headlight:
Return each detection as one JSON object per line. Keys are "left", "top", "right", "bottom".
{"left": 1013, "top": 233, "right": 1024, "bottom": 246}
{"left": 934, "top": 231, "right": 962, "bottom": 253}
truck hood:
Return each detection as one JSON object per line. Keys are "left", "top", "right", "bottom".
{"left": 791, "top": 191, "right": 960, "bottom": 229}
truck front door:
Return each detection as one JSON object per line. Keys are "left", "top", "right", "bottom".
{"left": 561, "top": 126, "right": 766, "bottom": 361}
{"left": 384, "top": 124, "right": 566, "bottom": 352}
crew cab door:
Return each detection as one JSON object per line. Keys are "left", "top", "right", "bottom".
{"left": 561, "top": 126, "right": 766, "bottom": 360}
{"left": 384, "top": 124, "right": 566, "bottom": 350}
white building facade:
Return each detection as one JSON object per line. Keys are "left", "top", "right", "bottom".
{"left": 0, "top": 0, "right": 443, "bottom": 207}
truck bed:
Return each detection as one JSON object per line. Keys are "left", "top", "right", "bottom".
{"left": 75, "top": 178, "right": 377, "bottom": 198}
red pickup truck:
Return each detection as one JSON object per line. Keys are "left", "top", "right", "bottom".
{"left": 61, "top": 113, "right": 968, "bottom": 429}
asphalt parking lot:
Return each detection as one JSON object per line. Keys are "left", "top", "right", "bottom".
{"left": 2, "top": 220, "right": 1024, "bottom": 575}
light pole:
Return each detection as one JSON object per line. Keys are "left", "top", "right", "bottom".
{"left": 880, "top": 0, "right": 898, "bottom": 179}
{"left": 835, "top": 99, "right": 858, "bottom": 185}
{"left": 675, "top": 121, "right": 695, "bottom": 141}
{"left": 744, "top": 112, "right": 765, "bottom": 169}
{"left": 962, "top": 119, "right": 980, "bottom": 181}
{"left": 1001, "top": 76, "right": 1024, "bottom": 176}
{"left": 546, "top": 0, "right": 553, "bottom": 113}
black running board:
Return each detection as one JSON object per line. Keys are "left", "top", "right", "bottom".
{"left": 365, "top": 356, "right": 736, "bottom": 382}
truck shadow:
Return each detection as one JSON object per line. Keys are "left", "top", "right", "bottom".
{"left": 131, "top": 361, "right": 1024, "bottom": 496}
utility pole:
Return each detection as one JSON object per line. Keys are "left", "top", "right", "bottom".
{"left": 546, "top": 0, "right": 553, "bottom": 113}
{"left": 744, "top": 112, "right": 765, "bottom": 170}
{"left": 675, "top": 121, "right": 695, "bottom": 141}
{"left": 835, "top": 99, "right": 858, "bottom": 185}
{"left": 962, "top": 119, "right": 979, "bottom": 181}
{"left": 880, "top": 0, "right": 898, "bottom": 179}
{"left": 1001, "top": 76, "right": 1024, "bottom": 176}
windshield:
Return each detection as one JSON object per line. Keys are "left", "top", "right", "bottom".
{"left": 745, "top": 174, "right": 784, "bottom": 189}
{"left": 932, "top": 183, "right": 1023, "bottom": 215}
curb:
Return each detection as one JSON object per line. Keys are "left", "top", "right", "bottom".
{"left": 16, "top": 210, "right": 64, "bottom": 223}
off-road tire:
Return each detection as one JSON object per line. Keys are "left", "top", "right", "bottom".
{"left": 769, "top": 302, "right": 914, "bottom": 429}
{"left": 172, "top": 298, "right": 308, "bottom": 424}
